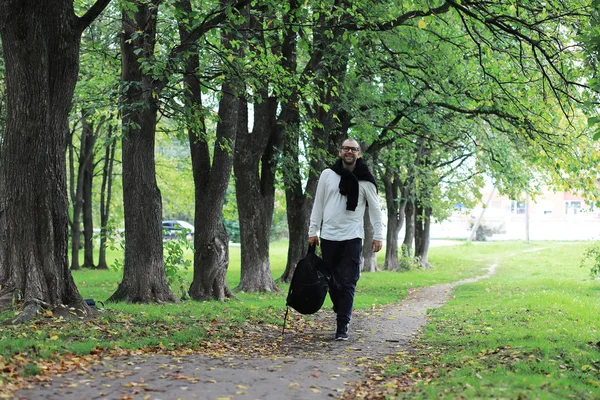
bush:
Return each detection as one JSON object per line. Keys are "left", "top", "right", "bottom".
{"left": 580, "top": 241, "right": 600, "bottom": 278}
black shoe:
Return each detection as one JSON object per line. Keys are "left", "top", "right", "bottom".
{"left": 335, "top": 324, "right": 348, "bottom": 341}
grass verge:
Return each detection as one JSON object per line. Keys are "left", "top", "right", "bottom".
{"left": 1, "top": 240, "right": 598, "bottom": 399}
{"left": 360, "top": 241, "right": 600, "bottom": 399}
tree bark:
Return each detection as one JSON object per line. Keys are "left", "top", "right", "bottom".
{"left": 234, "top": 95, "right": 281, "bottom": 293}
{"left": 69, "top": 112, "right": 96, "bottom": 270}
{"left": 188, "top": 82, "right": 239, "bottom": 301}
{"left": 415, "top": 202, "right": 433, "bottom": 268}
{"left": 402, "top": 198, "right": 415, "bottom": 261}
{"left": 233, "top": 6, "right": 282, "bottom": 293}
{"left": 97, "top": 125, "right": 116, "bottom": 270}
{"left": 360, "top": 152, "right": 379, "bottom": 273}
{"left": 277, "top": 0, "right": 310, "bottom": 283}
{"left": 81, "top": 116, "right": 96, "bottom": 268}
{"left": 109, "top": 1, "right": 178, "bottom": 303}
{"left": 178, "top": 0, "right": 236, "bottom": 301}
{"left": 361, "top": 210, "right": 377, "bottom": 272}
{"left": 280, "top": 123, "right": 319, "bottom": 281}
{"left": 0, "top": 0, "right": 109, "bottom": 321}
{"left": 382, "top": 171, "right": 406, "bottom": 271}
{"left": 68, "top": 123, "right": 84, "bottom": 271}
{"left": 282, "top": 9, "right": 350, "bottom": 280}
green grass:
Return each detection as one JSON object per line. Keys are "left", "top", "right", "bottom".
{"left": 1, "top": 240, "right": 599, "bottom": 399}
{"left": 389, "top": 241, "right": 600, "bottom": 399}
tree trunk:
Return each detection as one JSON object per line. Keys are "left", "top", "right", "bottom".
{"left": 69, "top": 136, "right": 83, "bottom": 271}
{"left": 109, "top": 1, "right": 178, "bottom": 303}
{"left": 281, "top": 10, "right": 350, "bottom": 280}
{"left": 188, "top": 83, "right": 239, "bottom": 301}
{"left": 281, "top": 127, "right": 330, "bottom": 279}
{"left": 361, "top": 210, "right": 377, "bottom": 272}
{"left": 277, "top": 0, "right": 310, "bottom": 283}
{"left": 97, "top": 126, "right": 116, "bottom": 270}
{"left": 279, "top": 130, "right": 315, "bottom": 282}
{"left": 382, "top": 171, "right": 406, "bottom": 271}
{"left": 414, "top": 203, "right": 433, "bottom": 268}
{"left": 234, "top": 96, "right": 281, "bottom": 293}
{"left": 69, "top": 111, "right": 96, "bottom": 270}
{"left": 0, "top": 0, "right": 108, "bottom": 321}
{"left": 0, "top": 43, "right": 5, "bottom": 139}
{"left": 280, "top": 191, "right": 311, "bottom": 282}
{"left": 178, "top": 0, "right": 237, "bottom": 300}
{"left": 82, "top": 117, "right": 96, "bottom": 268}
{"left": 402, "top": 199, "right": 415, "bottom": 260}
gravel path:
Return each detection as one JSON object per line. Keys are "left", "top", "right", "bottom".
{"left": 16, "top": 263, "right": 496, "bottom": 400}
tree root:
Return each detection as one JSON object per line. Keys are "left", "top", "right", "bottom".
{"left": 11, "top": 301, "right": 43, "bottom": 324}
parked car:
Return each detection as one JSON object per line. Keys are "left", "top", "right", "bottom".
{"left": 162, "top": 220, "right": 194, "bottom": 241}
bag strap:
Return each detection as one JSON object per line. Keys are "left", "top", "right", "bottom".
{"left": 307, "top": 243, "right": 316, "bottom": 255}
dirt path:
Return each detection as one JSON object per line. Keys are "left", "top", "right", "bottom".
{"left": 16, "top": 264, "right": 497, "bottom": 400}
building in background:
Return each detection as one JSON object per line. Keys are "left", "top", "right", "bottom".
{"left": 429, "top": 188, "right": 600, "bottom": 241}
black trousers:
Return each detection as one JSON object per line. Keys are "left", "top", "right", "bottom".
{"left": 320, "top": 238, "right": 362, "bottom": 326}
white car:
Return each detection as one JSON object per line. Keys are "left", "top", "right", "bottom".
{"left": 162, "top": 220, "right": 194, "bottom": 240}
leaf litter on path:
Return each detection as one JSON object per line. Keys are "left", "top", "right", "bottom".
{"left": 10, "top": 265, "right": 497, "bottom": 400}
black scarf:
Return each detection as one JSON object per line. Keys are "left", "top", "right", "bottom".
{"left": 329, "top": 158, "right": 377, "bottom": 211}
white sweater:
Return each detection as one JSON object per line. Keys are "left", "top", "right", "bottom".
{"left": 309, "top": 169, "right": 384, "bottom": 241}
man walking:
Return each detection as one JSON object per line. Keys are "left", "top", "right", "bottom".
{"left": 308, "top": 138, "right": 384, "bottom": 340}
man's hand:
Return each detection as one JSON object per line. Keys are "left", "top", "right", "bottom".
{"left": 308, "top": 236, "right": 320, "bottom": 246}
{"left": 372, "top": 240, "right": 383, "bottom": 252}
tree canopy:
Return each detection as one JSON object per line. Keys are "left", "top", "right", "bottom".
{"left": 0, "top": 0, "right": 598, "bottom": 319}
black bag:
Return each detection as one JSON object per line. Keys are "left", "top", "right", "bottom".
{"left": 286, "top": 244, "right": 329, "bottom": 315}
{"left": 84, "top": 298, "right": 105, "bottom": 309}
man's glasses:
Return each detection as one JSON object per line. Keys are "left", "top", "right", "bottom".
{"left": 341, "top": 146, "right": 360, "bottom": 153}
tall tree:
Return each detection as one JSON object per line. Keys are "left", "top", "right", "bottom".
{"left": 0, "top": 42, "right": 5, "bottom": 143}
{"left": 106, "top": 0, "right": 250, "bottom": 302}
{"left": 176, "top": 0, "right": 240, "bottom": 300}
{"left": 108, "top": 0, "right": 178, "bottom": 303}
{"left": 277, "top": 0, "right": 310, "bottom": 283}
{"left": 280, "top": 0, "right": 354, "bottom": 281}
{"left": 98, "top": 125, "right": 117, "bottom": 270}
{"left": 70, "top": 6, "right": 122, "bottom": 271}
{"left": 233, "top": 4, "right": 282, "bottom": 293}
{"left": 234, "top": 95, "right": 282, "bottom": 292}
{"left": 0, "top": 0, "right": 112, "bottom": 322}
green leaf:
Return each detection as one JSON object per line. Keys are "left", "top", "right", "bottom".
{"left": 587, "top": 116, "right": 600, "bottom": 127}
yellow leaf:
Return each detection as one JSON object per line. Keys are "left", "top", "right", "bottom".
{"left": 50, "top": 335, "right": 59, "bottom": 341}
{"left": 44, "top": 310, "right": 53, "bottom": 317}
{"left": 417, "top": 19, "right": 427, "bottom": 29}
{"left": 310, "top": 387, "right": 321, "bottom": 393}
{"left": 237, "top": 385, "right": 249, "bottom": 390}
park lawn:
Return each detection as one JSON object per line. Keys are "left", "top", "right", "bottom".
{"left": 0, "top": 240, "right": 598, "bottom": 399}
{"left": 375, "top": 241, "right": 600, "bottom": 399}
